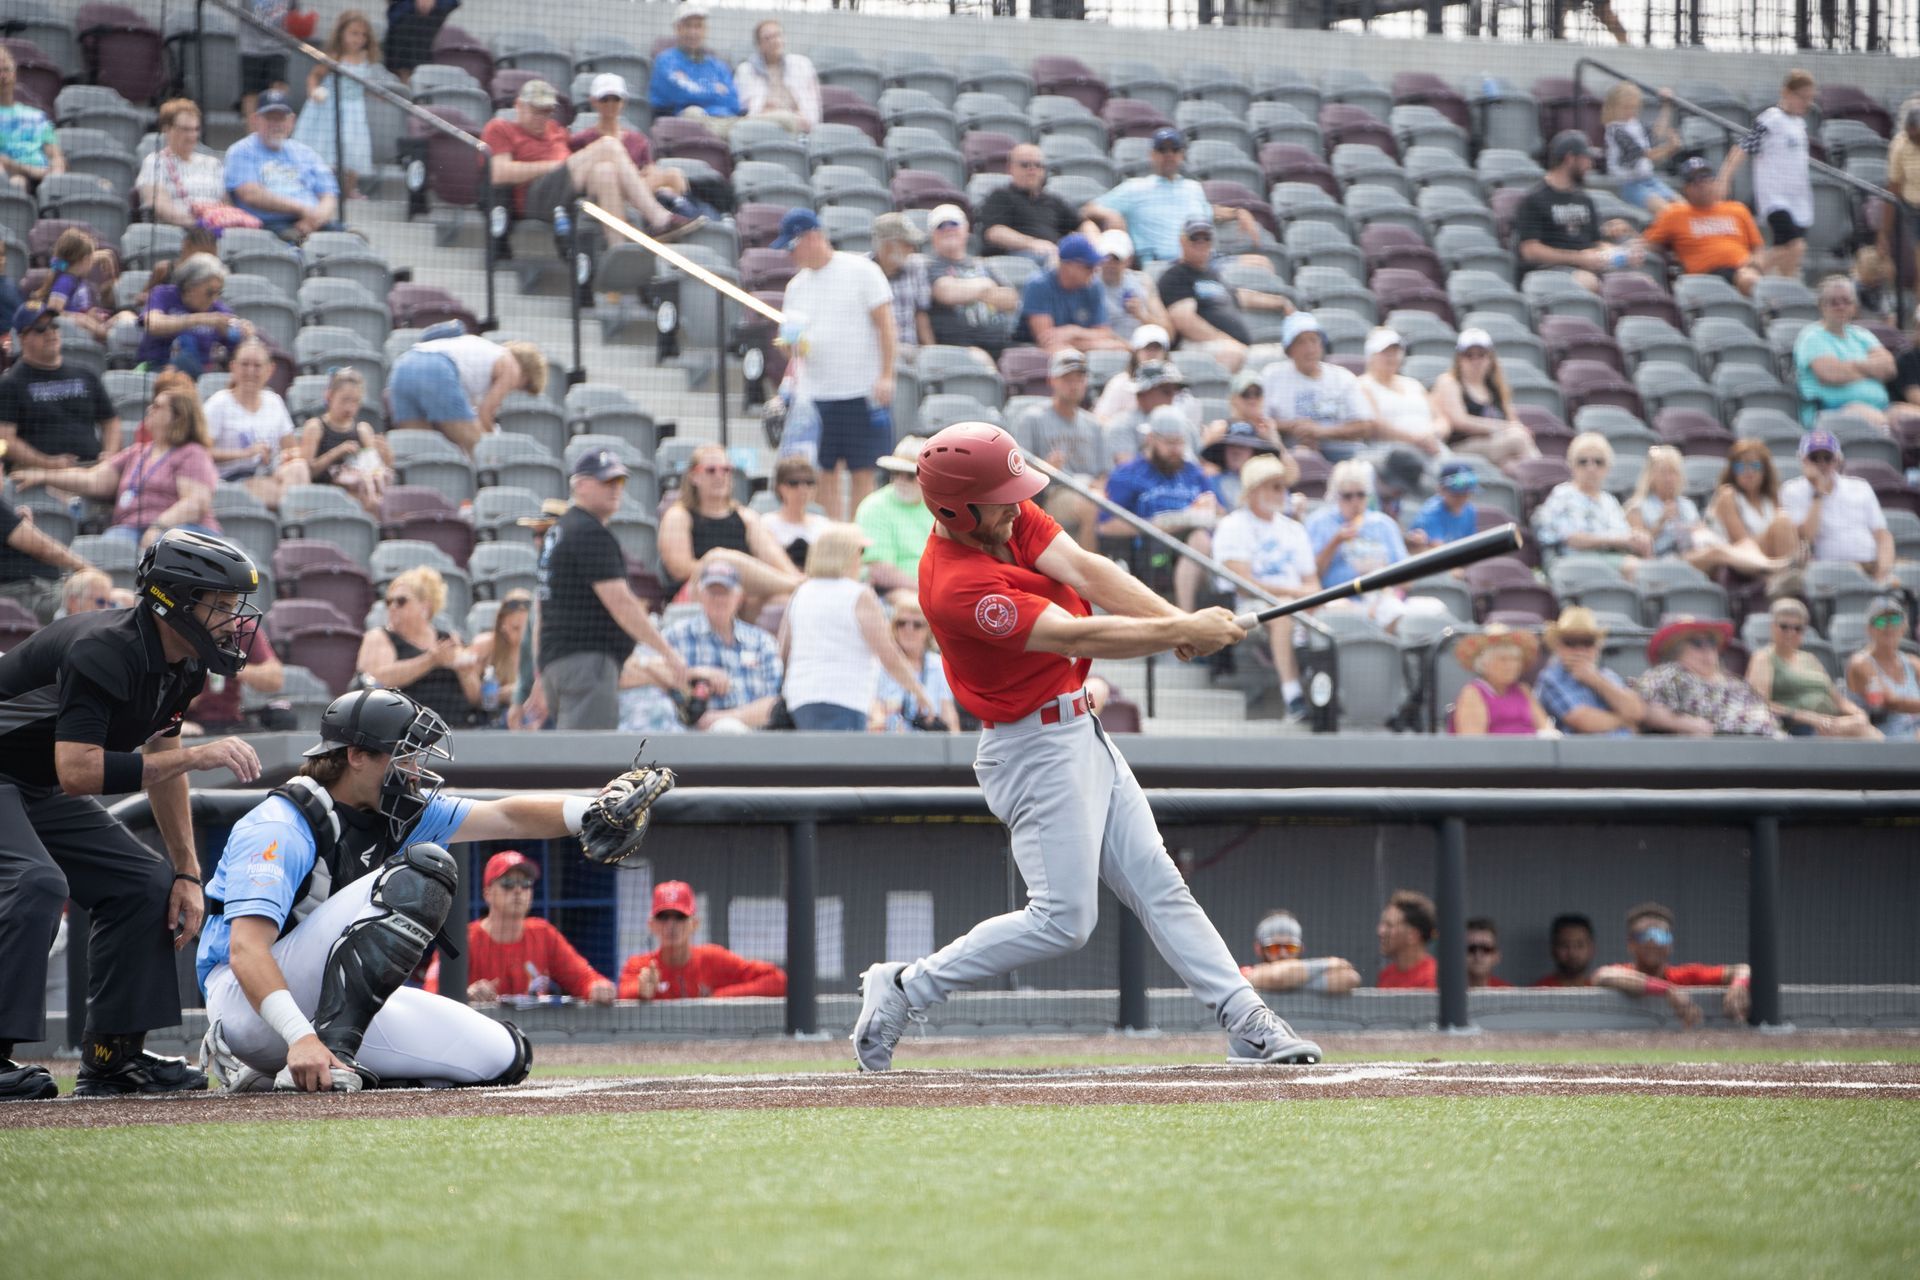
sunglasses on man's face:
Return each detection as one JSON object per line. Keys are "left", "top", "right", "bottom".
{"left": 495, "top": 878, "right": 535, "bottom": 891}
{"left": 1806, "top": 452, "right": 1836, "bottom": 464}
{"left": 1465, "top": 943, "right": 1497, "bottom": 955}
{"left": 779, "top": 476, "right": 817, "bottom": 487}
{"left": 1557, "top": 635, "right": 1597, "bottom": 648}
{"left": 893, "top": 618, "right": 926, "bottom": 630}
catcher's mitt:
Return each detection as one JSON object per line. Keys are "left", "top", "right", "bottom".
{"left": 579, "top": 753, "right": 676, "bottom": 866}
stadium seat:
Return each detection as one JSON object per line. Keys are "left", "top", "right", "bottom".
{"left": 958, "top": 55, "right": 1035, "bottom": 111}
{"left": 1030, "top": 56, "right": 1108, "bottom": 115}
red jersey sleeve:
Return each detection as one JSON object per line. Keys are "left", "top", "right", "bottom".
{"left": 527, "top": 919, "right": 610, "bottom": 998}
{"left": 1664, "top": 962, "right": 1729, "bottom": 986}
{"left": 699, "top": 947, "right": 788, "bottom": 998}
{"left": 617, "top": 950, "right": 659, "bottom": 1000}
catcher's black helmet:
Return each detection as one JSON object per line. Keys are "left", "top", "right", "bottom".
{"left": 137, "top": 529, "right": 263, "bottom": 677}
{"left": 305, "top": 689, "right": 453, "bottom": 844}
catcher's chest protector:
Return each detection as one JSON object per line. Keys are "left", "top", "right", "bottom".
{"left": 274, "top": 777, "right": 397, "bottom": 935}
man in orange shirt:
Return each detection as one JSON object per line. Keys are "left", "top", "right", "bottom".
{"left": 1643, "top": 157, "right": 1764, "bottom": 296}
{"left": 1375, "top": 889, "right": 1437, "bottom": 988}
{"left": 618, "top": 881, "right": 787, "bottom": 1000}
{"left": 426, "top": 851, "right": 615, "bottom": 1004}
{"left": 1594, "top": 901, "right": 1750, "bottom": 1026}
{"left": 1464, "top": 916, "right": 1513, "bottom": 988}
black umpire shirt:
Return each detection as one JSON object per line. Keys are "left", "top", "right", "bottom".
{"left": 536, "top": 504, "right": 632, "bottom": 669}
{"left": 0, "top": 607, "right": 204, "bottom": 790}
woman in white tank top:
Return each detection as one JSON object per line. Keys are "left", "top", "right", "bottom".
{"left": 1357, "top": 329, "right": 1447, "bottom": 455}
{"left": 1705, "top": 443, "right": 1799, "bottom": 572}
{"left": 778, "top": 524, "right": 937, "bottom": 731}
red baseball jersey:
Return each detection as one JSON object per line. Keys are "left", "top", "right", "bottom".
{"left": 1532, "top": 972, "right": 1594, "bottom": 987}
{"left": 918, "top": 501, "right": 1091, "bottom": 723}
{"left": 1644, "top": 962, "right": 1729, "bottom": 986}
{"left": 1475, "top": 976, "right": 1514, "bottom": 988}
{"left": 1376, "top": 954, "right": 1437, "bottom": 989}
{"left": 617, "top": 945, "right": 788, "bottom": 1000}
{"left": 423, "top": 918, "right": 609, "bottom": 999}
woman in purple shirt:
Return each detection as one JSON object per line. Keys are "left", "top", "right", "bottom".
{"left": 1450, "top": 626, "right": 1558, "bottom": 736}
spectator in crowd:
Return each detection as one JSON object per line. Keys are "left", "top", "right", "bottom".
{"left": 1091, "top": 229, "right": 1169, "bottom": 345}
{"left": 1643, "top": 157, "right": 1764, "bottom": 296}
{"left": 180, "top": 614, "right": 285, "bottom": 736}
{"left": 1093, "top": 324, "right": 1172, "bottom": 425}
{"left": 356, "top": 565, "right": 485, "bottom": 727}
{"left": 224, "top": 90, "right": 341, "bottom": 242}
{"left": 11, "top": 384, "right": 219, "bottom": 549}
{"left": 59, "top": 569, "right": 117, "bottom": 617}
{"left": 387, "top": 328, "right": 549, "bottom": 454}
{"left": 136, "top": 100, "right": 247, "bottom": 230}
{"left": 1407, "top": 460, "right": 1481, "bottom": 551}
{"left": 649, "top": 3, "right": 743, "bottom": 137}
{"left": 26, "top": 228, "right": 122, "bottom": 345}
{"left": 1594, "top": 902, "right": 1750, "bottom": 1026}
{"left": 238, "top": 0, "right": 296, "bottom": 119}
{"left": 1515, "top": 130, "right": 1643, "bottom": 293}
{"left": 205, "top": 339, "right": 305, "bottom": 508}
{"left": 1536, "top": 605, "right": 1651, "bottom": 736}
{"left": 1706, "top": 441, "right": 1800, "bottom": 573}
{"left": 1531, "top": 432, "right": 1648, "bottom": 576}
{"left": 429, "top": 852, "right": 616, "bottom": 1004}
{"left": 1722, "top": 70, "right": 1817, "bottom": 281}
{"left": 382, "top": 0, "right": 460, "bottom": 84}
{"left": 734, "top": 19, "right": 820, "bottom": 134}
{"left": 855, "top": 436, "right": 936, "bottom": 590}
{"left": 871, "top": 590, "right": 960, "bottom": 732}
{"left": 0, "top": 46, "right": 63, "bottom": 191}
{"left": 619, "top": 880, "right": 787, "bottom": 1000}
{"left": 1879, "top": 108, "right": 1920, "bottom": 297}
{"left": 980, "top": 143, "right": 1090, "bottom": 264}
{"left": 1633, "top": 616, "right": 1781, "bottom": 737}
{"left": 1083, "top": 128, "right": 1258, "bottom": 263}
{"left": 1601, "top": 83, "right": 1680, "bottom": 213}
{"left": 872, "top": 214, "right": 933, "bottom": 353}
{"left": 1847, "top": 593, "right": 1920, "bottom": 739}
{"left": 1780, "top": 430, "right": 1897, "bottom": 585}
{"left": 135, "top": 256, "right": 251, "bottom": 379}
{"left": 486, "top": 79, "right": 699, "bottom": 249}
{"left": 1429, "top": 329, "right": 1539, "bottom": 465}
{"left": 1260, "top": 313, "right": 1386, "bottom": 464}
{"left": 1101, "top": 407, "right": 1222, "bottom": 611}
{"left": 568, "top": 74, "right": 695, "bottom": 213}
{"left": 1747, "top": 597, "right": 1879, "bottom": 738}
{"left": 1894, "top": 305, "right": 1920, "bottom": 409}
{"left": 1200, "top": 418, "right": 1284, "bottom": 508}
{"left": 1018, "top": 233, "right": 1127, "bottom": 354}
{"left": 777, "top": 208, "right": 897, "bottom": 520}
{"left": 1158, "top": 219, "right": 1292, "bottom": 374}
{"left": 1794, "top": 277, "right": 1917, "bottom": 430}
{"left": 1306, "top": 458, "right": 1409, "bottom": 611}
{"left": 922, "top": 204, "right": 1019, "bottom": 360}
{"left": 1204, "top": 370, "right": 1281, "bottom": 448}
{"left": 1212, "top": 452, "right": 1315, "bottom": 718}
{"left": 616, "top": 640, "right": 687, "bottom": 735}
{"left": 0, "top": 302, "right": 120, "bottom": 470}
{"left": 1532, "top": 912, "right": 1597, "bottom": 987}
{"left": 660, "top": 562, "right": 784, "bottom": 731}
{"left": 1357, "top": 327, "right": 1448, "bottom": 457}
{"left": 0, "top": 495, "right": 91, "bottom": 623}
{"left": 660, "top": 442, "right": 803, "bottom": 611}
{"left": 1465, "top": 917, "right": 1514, "bottom": 988}
{"left": 534, "top": 449, "right": 688, "bottom": 730}
{"left": 1100, "top": 361, "right": 1203, "bottom": 465}
{"left": 293, "top": 10, "right": 379, "bottom": 200}
{"left": 1449, "top": 626, "right": 1557, "bottom": 737}
{"left": 1019, "top": 349, "right": 1106, "bottom": 478}
{"left": 467, "top": 589, "right": 532, "bottom": 728}
{"left": 295, "top": 366, "right": 393, "bottom": 514}
{"left": 1241, "top": 909, "right": 1359, "bottom": 996}
{"left": 1628, "top": 445, "right": 1793, "bottom": 579}
{"left": 779, "top": 524, "right": 936, "bottom": 731}
{"left": 763, "top": 455, "right": 830, "bottom": 568}
{"left": 1376, "top": 889, "right": 1437, "bottom": 989}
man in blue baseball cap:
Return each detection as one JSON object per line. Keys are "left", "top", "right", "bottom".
{"left": 1083, "top": 126, "right": 1260, "bottom": 262}
{"left": 1016, "top": 233, "right": 1128, "bottom": 355}
{"left": 224, "top": 88, "right": 341, "bottom": 242}
{"left": 1408, "top": 459, "right": 1482, "bottom": 550}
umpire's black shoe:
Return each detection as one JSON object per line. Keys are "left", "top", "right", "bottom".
{"left": 73, "top": 1051, "right": 208, "bottom": 1098}
{"left": 1, "top": 1060, "right": 58, "bottom": 1102}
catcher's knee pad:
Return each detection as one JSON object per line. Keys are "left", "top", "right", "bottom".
{"left": 313, "top": 842, "right": 457, "bottom": 1060}
{"left": 476, "top": 1020, "right": 533, "bottom": 1087}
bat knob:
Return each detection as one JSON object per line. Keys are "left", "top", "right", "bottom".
{"left": 1232, "top": 612, "right": 1259, "bottom": 630}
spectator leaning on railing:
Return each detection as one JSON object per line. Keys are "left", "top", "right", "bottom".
{"left": 1241, "top": 909, "right": 1359, "bottom": 996}
{"left": 1721, "top": 69, "right": 1816, "bottom": 281}
{"left": 386, "top": 328, "right": 549, "bottom": 455}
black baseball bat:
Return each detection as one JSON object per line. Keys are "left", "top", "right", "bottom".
{"left": 1231, "top": 523, "right": 1525, "bottom": 629}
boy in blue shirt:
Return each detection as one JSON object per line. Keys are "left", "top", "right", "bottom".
{"left": 1409, "top": 459, "right": 1480, "bottom": 550}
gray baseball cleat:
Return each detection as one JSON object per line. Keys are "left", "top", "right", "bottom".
{"left": 851, "top": 961, "right": 923, "bottom": 1072}
{"left": 1226, "top": 1005, "right": 1323, "bottom": 1065}
{"left": 200, "top": 1021, "right": 274, "bottom": 1094}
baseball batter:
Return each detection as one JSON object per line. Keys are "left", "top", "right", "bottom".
{"left": 852, "top": 423, "right": 1322, "bottom": 1069}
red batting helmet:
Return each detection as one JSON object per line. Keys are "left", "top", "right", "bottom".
{"left": 917, "top": 422, "right": 1048, "bottom": 534}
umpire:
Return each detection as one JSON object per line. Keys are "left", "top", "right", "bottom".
{"left": 0, "top": 530, "right": 265, "bottom": 1102}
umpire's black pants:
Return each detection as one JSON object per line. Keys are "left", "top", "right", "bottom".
{"left": 0, "top": 782, "right": 180, "bottom": 1044}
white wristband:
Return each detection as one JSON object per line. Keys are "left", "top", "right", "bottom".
{"left": 562, "top": 796, "right": 592, "bottom": 834}
{"left": 260, "top": 988, "right": 316, "bottom": 1048}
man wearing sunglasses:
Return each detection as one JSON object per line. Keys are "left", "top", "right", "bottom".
{"left": 1241, "top": 909, "right": 1358, "bottom": 996}
{"left": 1464, "top": 917, "right": 1513, "bottom": 989}
{"left": 1778, "top": 429, "right": 1898, "bottom": 586}
{"left": 1083, "top": 127, "right": 1258, "bottom": 264}
{"left": 979, "top": 143, "right": 1100, "bottom": 266}
{"left": 1536, "top": 605, "right": 1651, "bottom": 736}
{"left": 1158, "top": 219, "right": 1292, "bottom": 375}
{"left": 1594, "top": 902, "right": 1750, "bottom": 1027}
{"left": 0, "top": 299, "right": 121, "bottom": 473}
{"left": 424, "top": 850, "right": 615, "bottom": 1006}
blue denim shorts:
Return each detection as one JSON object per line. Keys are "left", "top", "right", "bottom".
{"left": 388, "top": 350, "right": 475, "bottom": 423}
{"left": 1618, "top": 177, "right": 1677, "bottom": 210}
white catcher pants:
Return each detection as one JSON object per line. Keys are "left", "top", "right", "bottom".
{"left": 899, "top": 697, "right": 1263, "bottom": 1030}
{"left": 203, "top": 872, "right": 519, "bottom": 1084}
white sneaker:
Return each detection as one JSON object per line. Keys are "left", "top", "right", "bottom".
{"left": 850, "top": 962, "right": 922, "bottom": 1072}
{"left": 199, "top": 1021, "right": 273, "bottom": 1094}
{"left": 1226, "top": 1005, "right": 1323, "bottom": 1065}
{"left": 271, "top": 1064, "right": 367, "bottom": 1093}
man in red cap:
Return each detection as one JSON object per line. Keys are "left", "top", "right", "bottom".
{"left": 850, "top": 422, "right": 1322, "bottom": 1071}
{"left": 426, "top": 851, "right": 614, "bottom": 1005}
{"left": 618, "top": 881, "right": 787, "bottom": 1000}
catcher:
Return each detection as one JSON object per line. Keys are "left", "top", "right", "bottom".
{"left": 194, "top": 688, "right": 672, "bottom": 1092}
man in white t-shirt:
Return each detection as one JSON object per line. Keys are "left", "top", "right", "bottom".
{"left": 1778, "top": 428, "right": 1896, "bottom": 584}
{"left": 1722, "top": 69, "right": 1815, "bottom": 281}
{"left": 776, "top": 207, "right": 896, "bottom": 520}
{"left": 1212, "top": 452, "right": 1318, "bottom": 719}
{"left": 1260, "top": 313, "right": 1386, "bottom": 464}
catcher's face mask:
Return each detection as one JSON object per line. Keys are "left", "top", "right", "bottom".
{"left": 378, "top": 705, "right": 453, "bottom": 845}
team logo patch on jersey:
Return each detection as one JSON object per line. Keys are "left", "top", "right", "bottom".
{"left": 1007, "top": 450, "right": 1026, "bottom": 477}
{"left": 975, "top": 594, "right": 1017, "bottom": 637}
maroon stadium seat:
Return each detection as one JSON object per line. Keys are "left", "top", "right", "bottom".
{"left": 1539, "top": 315, "right": 1625, "bottom": 375}
{"left": 890, "top": 169, "right": 967, "bottom": 213}
{"left": 822, "top": 86, "right": 886, "bottom": 145}
{"left": 1258, "top": 143, "right": 1339, "bottom": 200}
{"left": 1558, "top": 358, "right": 1646, "bottom": 420}
{"left": 961, "top": 131, "right": 1017, "bottom": 176}
{"left": 652, "top": 117, "right": 732, "bottom": 179}
{"left": 1531, "top": 77, "right": 1602, "bottom": 150}
{"left": 1654, "top": 408, "right": 1734, "bottom": 458}
{"left": 429, "top": 24, "right": 496, "bottom": 90}
{"left": 1100, "top": 98, "right": 1175, "bottom": 142}
{"left": 1390, "top": 71, "right": 1472, "bottom": 133}
{"left": 1030, "top": 56, "right": 1108, "bottom": 115}
{"left": 76, "top": 4, "right": 167, "bottom": 104}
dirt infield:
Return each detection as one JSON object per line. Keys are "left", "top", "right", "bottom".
{"left": 7, "top": 1033, "right": 1919, "bottom": 1130}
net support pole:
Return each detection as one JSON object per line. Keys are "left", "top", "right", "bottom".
{"left": 786, "top": 819, "right": 819, "bottom": 1036}
{"left": 1747, "top": 816, "right": 1785, "bottom": 1027}
{"left": 1435, "top": 816, "right": 1471, "bottom": 1031}
{"left": 1117, "top": 907, "right": 1150, "bottom": 1031}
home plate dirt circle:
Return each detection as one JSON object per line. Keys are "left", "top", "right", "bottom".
{"left": 7, "top": 1061, "right": 1919, "bottom": 1129}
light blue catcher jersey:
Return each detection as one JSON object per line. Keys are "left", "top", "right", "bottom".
{"left": 195, "top": 791, "right": 472, "bottom": 990}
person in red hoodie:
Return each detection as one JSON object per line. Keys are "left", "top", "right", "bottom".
{"left": 427, "top": 851, "right": 615, "bottom": 1004}
{"left": 1374, "top": 889, "right": 1437, "bottom": 989}
{"left": 618, "top": 880, "right": 787, "bottom": 1000}
{"left": 1464, "top": 916, "right": 1513, "bottom": 988}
